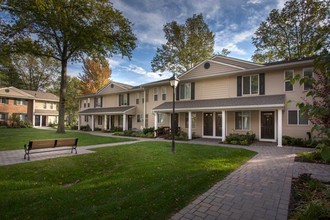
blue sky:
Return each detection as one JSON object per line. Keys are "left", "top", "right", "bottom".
{"left": 68, "top": 0, "right": 287, "bottom": 85}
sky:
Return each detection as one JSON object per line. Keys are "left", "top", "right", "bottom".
{"left": 68, "top": 0, "right": 287, "bottom": 86}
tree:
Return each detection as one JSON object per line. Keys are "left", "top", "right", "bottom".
{"left": 7, "top": 54, "right": 60, "bottom": 91}
{"left": 78, "top": 57, "right": 111, "bottom": 94}
{"left": 252, "top": 0, "right": 329, "bottom": 63}
{"left": 151, "top": 14, "right": 214, "bottom": 74}
{"left": 0, "top": 55, "right": 24, "bottom": 88}
{"left": 214, "top": 48, "right": 231, "bottom": 57}
{"left": 0, "top": 0, "right": 136, "bottom": 133}
{"left": 64, "top": 77, "right": 81, "bottom": 126}
{"left": 294, "top": 52, "right": 330, "bottom": 139}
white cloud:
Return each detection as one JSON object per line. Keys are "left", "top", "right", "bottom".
{"left": 276, "top": 0, "right": 286, "bottom": 10}
{"left": 107, "top": 58, "right": 121, "bottom": 68}
{"left": 121, "top": 64, "right": 171, "bottom": 81}
{"left": 247, "top": 0, "right": 261, "bottom": 4}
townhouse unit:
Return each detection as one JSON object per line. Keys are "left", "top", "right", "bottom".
{"left": 0, "top": 87, "right": 59, "bottom": 126}
{"left": 78, "top": 56, "right": 315, "bottom": 147}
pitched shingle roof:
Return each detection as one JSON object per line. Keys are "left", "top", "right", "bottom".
{"left": 154, "top": 95, "right": 285, "bottom": 111}
{"left": 79, "top": 106, "right": 136, "bottom": 115}
{"left": 21, "top": 90, "right": 59, "bottom": 101}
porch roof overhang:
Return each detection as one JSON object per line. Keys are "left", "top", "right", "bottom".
{"left": 153, "top": 94, "right": 285, "bottom": 112}
{"left": 35, "top": 109, "right": 59, "bottom": 115}
{"left": 78, "top": 106, "right": 136, "bottom": 115}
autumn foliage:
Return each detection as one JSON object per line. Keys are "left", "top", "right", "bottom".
{"left": 79, "top": 58, "right": 111, "bottom": 94}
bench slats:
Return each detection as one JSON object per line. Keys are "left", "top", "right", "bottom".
{"left": 24, "top": 138, "right": 78, "bottom": 161}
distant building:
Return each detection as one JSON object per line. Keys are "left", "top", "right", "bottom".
{"left": 0, "top": 87, "right": 59, "bottom": 127}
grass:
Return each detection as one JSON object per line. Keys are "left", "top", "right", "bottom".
{"left": 295, "top": 151, "right": 330, "bottom": 165}
{"left": 0, "top": 128, "right": 132, "bottom": 151}
{"left": 289, "top": 174, "right": 330, "bottom": 220}
{"left": 0, "top": 141, "right": 256, "bottom": 219}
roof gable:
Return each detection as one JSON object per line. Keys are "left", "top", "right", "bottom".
{"left": 97, "top": 81, "right": 134, "bottom": 95}
{"left": 0, "top": 87, "right": 34, "bottom": 99}
{"left": 21, "top": 89, "right": 59, "bottom": 101}
{"left": 179, "top": 59, "right": 245, "bottom": 80}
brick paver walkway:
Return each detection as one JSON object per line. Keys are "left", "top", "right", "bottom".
{"left": 171, "top": 143, "right": 330, "bottom": 220}
{"left": 0, "top": 135, "right": 329, "bottom": 220}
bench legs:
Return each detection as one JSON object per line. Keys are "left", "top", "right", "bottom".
{"left": 71, "top": 146, "right": 77, "bottom": 154}
{"left": 24, "top": 145, "right": 30, "bottom": 161}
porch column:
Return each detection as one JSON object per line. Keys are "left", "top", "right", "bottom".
{"left": 123, "top": 114, "right": 126, "bottom": 131}
{"left": 188, "top": 111, "right": 192, "bottom": 140}
{"left": 277, "top": 109, "right": 282, "bottom": 147}
{"left": 32, "top": 99, "right": 36, "bottom": 126}
{"left": 91, "top": 115, "right": 95, "bottom": 131}
{"left": 103, "top": 115, "right": 107, "bottom": 130}
{"left": 143, "top": 90, "right": 146, "bottom": 128}
{"left": 40, "top": 115, "right": 43, "bottom": 127}
{"left": 154, "top": 113, "right": 158, "bottom": 137}
{"left": 222, "top": 110, "right": 226, "bottom": 142}
{"left": 78, "top": 115, "right": 81, "bottom": 131}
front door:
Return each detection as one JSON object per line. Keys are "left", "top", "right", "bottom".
{"left": 128, "top": 115, "right": 133, "bottom": 130}
{"left": 35, "top": 115, "right": 40, "bottom": 126}
{"left": 203, "top": 113, "right": 213, "bottom": 136}
{"left": 215, "top": 112, "right": 222, "bottom": 137}
{"left": 42, "top": 116, "right": 47, "bottom": 126}
{"left": 261, "top": 111, "right": 275, "bottom": 139}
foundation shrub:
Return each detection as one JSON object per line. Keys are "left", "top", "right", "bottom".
{"left": 223, "top": 132, "right": 256, "bottom": 145}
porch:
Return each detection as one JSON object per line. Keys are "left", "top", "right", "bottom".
{"left": 153, "top": 95, "right": 285, "bottom": 146}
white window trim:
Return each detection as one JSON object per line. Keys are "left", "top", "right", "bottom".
{"left": 242, "top": 74, "right": 259, "bottom": 96}
{"left": 234, "top": 111, "right": 251, "bottom": 131}
{"left": 153, "top": 88, "right": 158, "bottom": 101}
{"left": 303, "top": 67, "right": 313, "bottom": 91}
{"left": 287, "top": 109, "right": 309, "bottom": 126}
{"left": 284, "top": 70, "right": 294, "bottom": 92}
{"left": 179, "top": 82, "right": 191, "bottom": 100}
{"left": 161, "top": 86, "right": 167, "bottom": 101}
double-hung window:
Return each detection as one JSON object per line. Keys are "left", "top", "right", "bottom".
{"left": 161, "top": 87, "right": 167, "bottom": 101}
{"left": 43, "top": 102, "right": 47, "bottom": 109}
{"left": 243, "top": 75, "right": 258, "bottom": 95}
{"left": 179, "top": 83, "right": 191, "bottom": 100}
{"left": 284, "top": 70, "right": 294, "bottom": 91}
{"left": 137, "top": 114, "right": 144, "bottom": 123}
{"left": 303, "top": 68, "right": 313, "bottom": 91}
{"left": 153, "top": 88, "right": 158, "bottom": 101}
{"left": 288, "top": 110, "right": 308, "bottom": 125}
{"left": 235, "top": 112, "right": 250, "bottom": 130}
{"left": 119, "top": 94, "right": 129, "bottom": 106}
{"left": 1, "top": 98, "right": 8, "bottom": 104}
{"left": 157, "top": 113, "right": 165, "bottom": 124}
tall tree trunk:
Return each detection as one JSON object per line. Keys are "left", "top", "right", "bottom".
{"left": 57, "top": 59, "right": 67, "bottom": 133}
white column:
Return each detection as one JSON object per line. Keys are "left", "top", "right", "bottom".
{"left": 40, "top": 115, "right": 43, "bottom": 127}
{"left": 103, "top": 115, "right": 107, "bottom": 130}
{"left": 154, "top": 113, "right": 158, "bottom": 137}
{"left": 143, "top": 90, "right": 146, "bottom": 128}
{"left": 123, "top": 114, "right": 126, "bottom": 131}
{"left": 188, "top": 111, "right": 192, "bottom": 140}
{"left": 91, "top": 115, "right": 95, "bottom": 131}
{"left": 78, "top": 115, "right": 81, "bottom": 130}
{"left": 222, "top": 110, "right": 226, "bottom": 142}
{"left": 32, "top": 99, "right": 36, "bottom": 126}
{"left": 277, "top": 109, "right": 282, "bottom": 147}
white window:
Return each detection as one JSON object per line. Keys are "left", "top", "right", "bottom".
{"left": 95, "top": 97, "right": 102, "bottom": 107}
{"left": 119, "top": 94, "right": 128, "bottom": 106}
{"left": 83, "top": 100, "right": 87, "bottom": 108}
{"left": 140, "top": 92, "right": 145, "bottom": 104}
{"left": 153, "top": 88, "right": 158, "bottom": 101}
{"left": 0, "top": 112, "right": 8, "bottom": 122}
{"left": 1, "top": 98, "right": 8, "bottom": 104}
{"left": 243, "top": 75, "right": 258, "bottom": 95}
{"left": 235, "top": 112, "right": 250, "bottom": 130}
{"left": 43, "top": 102, "right": 47, "bottom": 109}
{"left": 284, "top": 70, "right": 294, "bottom": 91}
{"left": 50, "top": 103, "right": 54, "bottom": 109}
{"left": 184, "top": 113, "right": 196, "bottom": 128}
{"left": 288, "top": 110, "right": 308, "bottom": 125}
{"left": 179, "top": 83, "right": 191, "bottom": 100}
{"left": 157, "top": 113, "right": 165, "bottom": 124}
{"left": 84, "top": 115, "right": 88, "bottom": 122}
{"left": 137, "top": 114, "right": 144, "bottom": 123}
{"left": 303, "top": 68, "right": 313, "bottom": 91}
{"left": 14, "top": 99, "right": 26, "bottom": 105}
{"left": 161, "top": 87, "right": 167, "bottom": 101}
{"left": 87, "top": 98, "right": 90, "bottom": 107}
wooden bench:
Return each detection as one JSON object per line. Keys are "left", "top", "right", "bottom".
{"left": 24, "top": 138, "right": 78, "bottom": 161}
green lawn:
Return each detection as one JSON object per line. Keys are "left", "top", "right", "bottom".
{"left": 0, "top": 128, "right": 132, "bottom": 150}
{"left": 0, "top": 141, "right": 256, "bottom": 219}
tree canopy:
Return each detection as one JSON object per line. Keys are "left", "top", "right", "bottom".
{"left": 252, "top": 0, "right": 330, "bottom": 63}
{"left": 151, "top": 14, "right": 214, "bottom": 74}
{"left": 79, "top": 57, "right": 111, "bottom": 94}
{"left": 0, "top": 0, "right": 136, "bottom": 133}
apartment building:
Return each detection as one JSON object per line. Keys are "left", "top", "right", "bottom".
{"left": 78, "top": 56, "right": 315, "bottom": 146}
{"left": 0, "top": 87, "right": 59, "bottom": 126}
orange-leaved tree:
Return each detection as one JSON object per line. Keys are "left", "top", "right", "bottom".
{"left": 79, "top": 57, "right": 111, "bottom": 94}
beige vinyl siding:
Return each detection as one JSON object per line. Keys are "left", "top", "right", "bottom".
{"left": 180, "top": 61, "right": 242, "bottom": 80}
{"left": 102, "top": 94, "right": 117, "bottom": 107}
{"left": 212, "top": 56, "right": 263, "bottom": 69}
{"left": 195, "top": 77, "right": 229, "bottom": 100}
{"left": 98, "top": 83, "right": 131, "bottom": 95}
